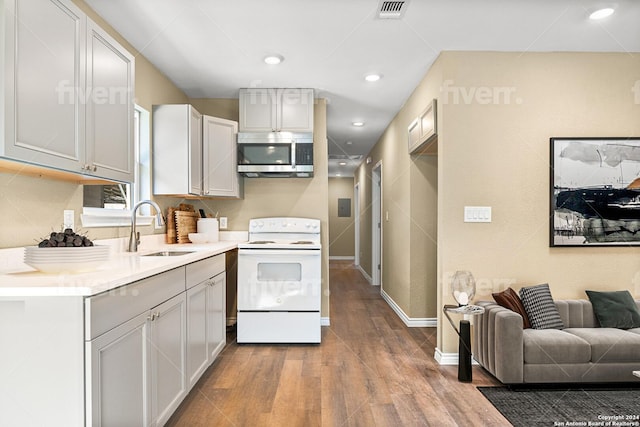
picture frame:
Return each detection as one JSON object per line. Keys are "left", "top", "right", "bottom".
{"left": 550, "top": 137, "right": 640, "bottom": 246}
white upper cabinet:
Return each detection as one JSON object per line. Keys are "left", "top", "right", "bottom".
{"left": 1, "top": 0, "right": 135, "bottom": 183}
{"left": 85, "top": 18, "right": 135, "bottom": 183}
{"left": 408, "top": 99, "right": 437, "bottom": 155}
{"left": 153, "top": 104, "right": 202, "bottom": 196}
{"left": 202, "top": 115, "right": 242, "bottom": 198}
{"left": 153, "top": 105, "right": 242, "bottom": 198}
{"left": 2, "top": 0, "right": 86, "bottom": 171}
{"left": 239, "top": 88, "right": 314, "bottom": 133}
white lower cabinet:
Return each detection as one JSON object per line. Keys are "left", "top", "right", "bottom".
{"left": 186, "top": 256, "right": 226, "bottom": 389}
{"left": 150, "top": 293, "right": 187, "bottom": 426}
{"left": 86, "top": 311, "right": 150, "bottom": 426}
{"left": 86, "top": 254, "right": 226, "bottom": 427}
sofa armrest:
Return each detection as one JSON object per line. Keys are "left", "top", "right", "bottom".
{"left": 474, "top": 302, "right": 524, "bottom": 384}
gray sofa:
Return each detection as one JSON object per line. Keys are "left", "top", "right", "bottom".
{"left": 473, "top": 299, "right": 640, "bottom": 384}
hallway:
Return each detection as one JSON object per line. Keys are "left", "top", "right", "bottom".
{"left": 167, "top": 260, "right": 507, "bottom": 426}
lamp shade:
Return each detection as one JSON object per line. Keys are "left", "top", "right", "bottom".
{"left": 451, "top": 270, "right": 475, "bottom": 306}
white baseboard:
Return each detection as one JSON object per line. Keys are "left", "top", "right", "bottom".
{"left": 329, "top": 256, "right": 354, "bottom": 261}
{"left": 356, "top": 264, "right": 372, "bottom": 284}
{"left": 380, "top": 289, "right": 437, "bottom": 328}
{"left": 434, "top": 348, "right": 479, "bottom": 366}
{"left": 321, "top": 317, "right": 330, "bottom": 326}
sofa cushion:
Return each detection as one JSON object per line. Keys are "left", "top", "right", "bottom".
{"left": 585, "top": 290, "right": 640, "bottom": 329}
{"left": 627, "top": 328, "right": 640, "bottom": 336}
{"left": 563, "top": 328, "right": 640, "bottom": 363}
{"left": 520, "top": 284, "right": 564, "bottom": 330}
{"left": 523, "top": 329, "right": 591, "bottom": 364}
{"left": 492, "top": 287, "right": 531, "bottom": 329}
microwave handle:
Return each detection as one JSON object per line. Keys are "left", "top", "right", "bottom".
{"left": 291, "top": 141, "right": 296, "bottom": 168}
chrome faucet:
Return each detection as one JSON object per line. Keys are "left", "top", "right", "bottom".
{"left": 128, "top": 200, "right": 165, "bottom": 252}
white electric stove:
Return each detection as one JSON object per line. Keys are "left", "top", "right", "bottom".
{"left": 236, "top": 217, "right": 322, "bottom": 343}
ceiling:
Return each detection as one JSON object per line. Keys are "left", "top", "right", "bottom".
{"left": 85, "top": 0, "right": 640, "bottom": 177}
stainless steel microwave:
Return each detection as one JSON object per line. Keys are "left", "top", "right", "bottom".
{"left": 237, "top": 132, "right": 314, "bottom": 178}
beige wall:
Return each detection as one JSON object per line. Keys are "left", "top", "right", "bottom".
{"left": 328, "top": 177, "right": 355, "bottom": 258}
{"left": 357, "top": 50, "right": 640, "bottom": 356}
{"left": 188, "top": 99, "right": 331, "bottom": 318}
{"left": 0, "top": 0, "right": 190, "bottom": 248}
{"left": 437, "top": 51, "right": 640, "bottom": 353}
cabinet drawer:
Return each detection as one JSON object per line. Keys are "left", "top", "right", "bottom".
{"left": 85, "top": 267, "right": 185, "bottom": 340}
{"left": 185, "top": 254, "right": 225, "bottom": 289}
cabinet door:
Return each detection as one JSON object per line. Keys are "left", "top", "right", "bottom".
{"left": 86, "top": 18, "right": 135, "bottom": 183}
{"left": 149, "top": 293, "right": 187, "bottom": 427}
{"left": 208, "top": 272, "right": 226, "bottom": 360}
{"left": 189, "top": 107, "right": 203, "bottom": 195}
{"left": 239, "top": 88, "right": 277, "bottom": 132}
{"left": 277, "top": 88, "right": 314, "bottom": 132}
{"left": 186, "top": 281, "right": 209, "bottom": 390}
{"left": 86, "top": 311, "right": 150, "bottom": 427}
{"left": 3, "top": 0, "right": 86, "bottom": 170}
{"left": 202, "top": 115, "right": 242, "bottom": 198}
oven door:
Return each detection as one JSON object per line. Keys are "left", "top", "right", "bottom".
{"left": 237, "top": 249, "right": 321, "bottom": 311}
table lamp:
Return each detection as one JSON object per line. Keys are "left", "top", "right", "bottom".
{"left": 451, "top": 270, "right": 475, "bottom": 306}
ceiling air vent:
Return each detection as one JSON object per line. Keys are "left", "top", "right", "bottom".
{"left": 377, "top": 0, "right": 408, "bottom": 19}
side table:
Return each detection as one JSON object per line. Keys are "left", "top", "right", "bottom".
{"left": 443, "top": 304, "right": 485, "bottom": 382}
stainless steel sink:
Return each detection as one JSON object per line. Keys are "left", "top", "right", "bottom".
{"left": 142, "top": 251, "right": 195, "bottom": 257}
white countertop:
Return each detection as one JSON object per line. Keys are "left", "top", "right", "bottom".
{"left": 0, "top": 234, "right": 246, "bottom": 297}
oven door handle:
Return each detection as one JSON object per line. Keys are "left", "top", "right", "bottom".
{"left": 238, "top": 249, "right": 320, "bottom": 256}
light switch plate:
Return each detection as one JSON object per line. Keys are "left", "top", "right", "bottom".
{"left": 464, "top": 206, "right": 491, "bottom": 223}
{"left": 219, "top": 217, "right": 228, "bottom": 229}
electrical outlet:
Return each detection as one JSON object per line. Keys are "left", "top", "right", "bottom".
{"left": 219, "top": 217, "right": 228, "bottom": 229}
{"left": 63, "top": 210, "right": 75, "bottom": 230}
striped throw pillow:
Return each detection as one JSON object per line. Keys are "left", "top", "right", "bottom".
{"left": 519, "top": 284, "right": 564, "bottom": 330}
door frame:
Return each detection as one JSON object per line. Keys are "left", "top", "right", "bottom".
{"left": 354, "top": 182, "right": 360, "bottom": 266}
{"left": 371, "top": 162, "right": 382, "bottom": 287}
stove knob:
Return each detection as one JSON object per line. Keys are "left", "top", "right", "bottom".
{"left": 312, "top": 223, "right": 319, "bottom": 229}
{"left": 305, "top": 222, "right": 312, "bottom": 228}
{"left": 281, "top": 221, "right": 288, "bottom": 228}
{"left": 257, "top": 221, "right": 264, "bottom": 228}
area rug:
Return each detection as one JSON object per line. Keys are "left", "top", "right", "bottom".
{"left": 478, "top": 386, "right": 640, "bottom": 427}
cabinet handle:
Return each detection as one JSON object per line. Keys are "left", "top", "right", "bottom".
{"left": 92, "top": 165, "right": 97, "bottom": 172}
{"left": 147, "top": 313, "right": 156, "bottom": 321}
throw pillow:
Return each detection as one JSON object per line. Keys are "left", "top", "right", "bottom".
{"left": 519, "top": 284, "right": 564, "bottom": 330}
{"left": 585, "top": 290, "right": 640, "bottom": 329}
{"left": 492, "top": 287, "right": 532, "bottom": 329}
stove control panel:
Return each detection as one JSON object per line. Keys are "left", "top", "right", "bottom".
{"left": 249, "top": 217, "right": 320, "bottom": 233}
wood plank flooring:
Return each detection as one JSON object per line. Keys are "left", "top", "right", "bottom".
{"left": 166, "top": 260, "right": 509, "bottom": 426}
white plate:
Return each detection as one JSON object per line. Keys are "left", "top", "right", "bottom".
{"left": 24, "top": 246, "right": 110, "bottom": 273}
{"left": 24, "top": 260, "right": 108, "bottom": 274}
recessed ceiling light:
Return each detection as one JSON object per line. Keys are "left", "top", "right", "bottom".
{"left": 346, "top": 141, "right": 353, "bottom": 145}
{"left": 589, "top": 7, "right": 614, "bottom": 20}
{"left": 352, "top": 122, "right": 365, "bottom": 127}
{"left": 364, "top": 73, "right": 382, "bottom": 82}
{"left": 339, "top": 161, "right": 347, "bottom": 166}
{"left": 336, "top": 173, "right": 342, "bottom": 177}
{"left": 264, "top": 54, "right": 284, "bottom": 65}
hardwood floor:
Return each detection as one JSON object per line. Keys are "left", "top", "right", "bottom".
{"left": 166, "top": 260, "right": 509, "bottom": 426}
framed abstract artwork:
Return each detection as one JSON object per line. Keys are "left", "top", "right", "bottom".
{"left": 550, "top": 137, "right": 640, "bottom": 246}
